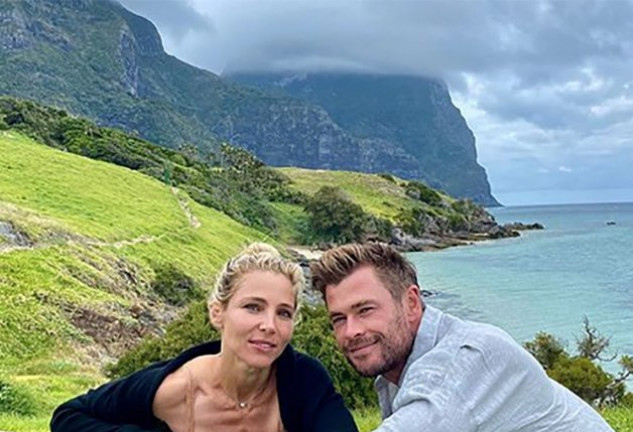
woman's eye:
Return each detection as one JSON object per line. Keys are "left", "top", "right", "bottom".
{"left": 245, "top": 304, "right": 261, "bottom": 312}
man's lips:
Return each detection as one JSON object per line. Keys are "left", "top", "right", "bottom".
{"left": 347, "top": 339, "right": 378, "bottom": 355}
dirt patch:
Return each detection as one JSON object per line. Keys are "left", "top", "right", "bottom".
{"left": 65, "top": 302, "right": 178, "bottom": 362}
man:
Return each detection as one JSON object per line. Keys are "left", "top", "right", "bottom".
{"left": 310, "top": 242, "right": 614, "bottom": 432}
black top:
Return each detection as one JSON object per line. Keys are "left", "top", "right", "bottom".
{"left": 50, "top": 341, "right": 358, "bottom": 432}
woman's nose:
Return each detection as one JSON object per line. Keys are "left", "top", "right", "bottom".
{"left": 258, "top": 312, "right": 276, "bottom": 333}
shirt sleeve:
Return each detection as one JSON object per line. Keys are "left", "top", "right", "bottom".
{"left": 50, "top": 362, "right": 169, "bottom": 432}
{"left": 372, "top": 344, "right": 486, "bottom": 432}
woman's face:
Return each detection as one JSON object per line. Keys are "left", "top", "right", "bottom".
{"left": 213, "top": 270, "right": 296, "bottom": 369}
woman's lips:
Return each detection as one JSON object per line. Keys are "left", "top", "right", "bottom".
{"left": 249, "top": 339, "right": 277, "bottom": 352}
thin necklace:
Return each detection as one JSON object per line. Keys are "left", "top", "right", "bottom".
{"left": 219, "top": 372, "right": 272, "bottom": 409}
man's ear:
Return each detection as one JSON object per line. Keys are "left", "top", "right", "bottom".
{"left": 402, "top": 285, "right": 423, "bottom": 322}
{"left": 209, "top": 302, "right": 224, "bottom": 330}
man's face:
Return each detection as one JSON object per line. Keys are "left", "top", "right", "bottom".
{"left": 325, "top": 265, "right": 416, "bottom": 381}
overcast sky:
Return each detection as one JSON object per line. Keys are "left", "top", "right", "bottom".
{"left": 118, "top": 0, "right": 633, "bottom": 205}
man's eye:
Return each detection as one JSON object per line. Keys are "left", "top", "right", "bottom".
{"left": 331, "top": 317, "right": 345, "bottom": 327}
{"left": 278, "top": 309, "right": 294, "bottom": 320}
{"left": 359, "top": 307, "right": 373, "bottom": 315}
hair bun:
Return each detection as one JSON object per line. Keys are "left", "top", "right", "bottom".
{"left": 240, "top": 242, "right": 281, "bottom": 258}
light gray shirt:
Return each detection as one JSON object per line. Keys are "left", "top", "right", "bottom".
{"left": 374, "top": 305, "right": 614, "bottom": 432}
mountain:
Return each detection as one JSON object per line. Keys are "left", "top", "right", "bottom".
{"left": 227, "top": 73, "right": 498, "bottom": 206}
{"left": 0, "top": 0, "right": 499, "bottom": 205}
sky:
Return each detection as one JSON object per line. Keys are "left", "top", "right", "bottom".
{"left": 118, "top": 0, "right": 633, "bottom": 206}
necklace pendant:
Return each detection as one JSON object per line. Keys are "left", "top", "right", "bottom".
{"left": 239, "top": 402, "right": 247, "bottom": 408}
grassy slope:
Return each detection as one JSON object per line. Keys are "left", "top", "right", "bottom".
{"left": 277, "top": 167, "right": 416, "bottom": 220}
{"left": 0, "top": 131, "right": 264, "bottom": 431}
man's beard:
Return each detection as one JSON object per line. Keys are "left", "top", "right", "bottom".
{"left": 343, "top": 313, "right": 412, "bottom": 378}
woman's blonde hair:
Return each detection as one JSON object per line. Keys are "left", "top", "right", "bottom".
{"left": 209, "top": 242, "right": 305, "bottom": 315}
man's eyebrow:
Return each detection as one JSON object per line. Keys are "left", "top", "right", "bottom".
{"left": 329, "top": 300, "right": 374, "bottom": 319}
{"left": 350, "top": 300, "right": 373, "bottom": 310}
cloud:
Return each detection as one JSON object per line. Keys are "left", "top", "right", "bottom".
{"left": 114, "top": 0, "right": 633, "bottom": 205}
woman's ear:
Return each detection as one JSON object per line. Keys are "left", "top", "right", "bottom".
{"left": 209, "top": 302, "right": 224, "bottom": 330}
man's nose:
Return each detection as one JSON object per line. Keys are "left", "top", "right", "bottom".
{"left": 344, "top": 315, "right": 365, "bottom": 339}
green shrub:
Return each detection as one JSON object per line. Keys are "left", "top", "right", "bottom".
{"left": 524, "top": 332, "right": 568, "bottom": 370}
{"left": 151, "top": 264, "right": 200, "bottom": 306}
{"left": 621, "top": 392, "right": 633, "bottom": 408}
{"left": 0, "top": 380, "right": 36, "bottom": 416}
{"left": 304, "top": 186, "right": 368, "bottom": 244}
{"left": 293, "top": 306, "right": 377, "bottom": 409}
{"left": 548, "top": 357, "right": 615, "bottom": 404}
{"left": 525, "top": 322, "right": 631, "bottom": 407}
{"left": 395, "top": 207, "right": 427, "bottom": 237}
{"left": 405, "top": 181, "right": 442, "bottom": 206}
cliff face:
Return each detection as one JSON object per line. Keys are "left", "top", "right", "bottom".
{"left": 0, "top": 0, "right": 499, "bottom": 205}
{"left": 227, "top": 73, "right": 499, "bottom": 206}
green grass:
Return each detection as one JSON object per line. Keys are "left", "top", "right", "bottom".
{"left": 604, "top": 406, "right": 633, "bottom": 431}
{"left": 278, "top": 167, "right": 414, "bottom": 219}
{"left": 0, "top": 132, "right": 266, "bottom": 430}
{"left": 352, "top": 407, "right": 633, "bottom": 432}
{"left": 268, "top": 201, "right": 309, "bottom": 244}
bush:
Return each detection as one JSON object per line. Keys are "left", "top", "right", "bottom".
{"left": 524, "top": 332, "right": 567, "bottom": 370}
{"left": 395, "top": 207, "right": 428, "bottom": 237}
{"left": 0, "top": 380, "right": 36, "bottom": 416}
{"left": 304, "top": 186, "right": 368, "bottom": 244}
{"left": 404, "top": 181, "right": 442, "bottom": 206}
{"left": 151, "top": 264, "right": 200, "bottom": 306}
{"left": 524, "top": 321, "right": 632, "bottom": 407}
{"left": 548, "top": 357, "right": 615, "bottom": 404}
{"left": 293, "top": 306, "right": 377, "bottom": 409}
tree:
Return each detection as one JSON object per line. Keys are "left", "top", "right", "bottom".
{"left": 524, "top": 332, "right": 568, "bottom": 370}
{"left": 304, "top": 186, "right": 368, "bottom": 243}
{"left": 524, "top": 319, "right": 633, "bottom": 407}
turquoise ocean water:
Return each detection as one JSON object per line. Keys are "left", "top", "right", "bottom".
{"left": 408, "top": 202, "right": 633, "bottom": 372}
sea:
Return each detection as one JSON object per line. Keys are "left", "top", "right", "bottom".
{"left": 408, "top": 202, "right": 633, "bottom": 375}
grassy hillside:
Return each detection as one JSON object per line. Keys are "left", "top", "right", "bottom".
{"left": 277, "top": 168, "right": 417, "bottom": 220}
{"left": 0, "top": 131, "right": 266, "bottom": 431}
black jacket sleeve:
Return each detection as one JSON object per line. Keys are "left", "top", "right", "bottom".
{"left": 295, "top": 355, "right": 359, "bottom": 432}
{"left": 50, "top": 361, "right": 170, "bottom": 432}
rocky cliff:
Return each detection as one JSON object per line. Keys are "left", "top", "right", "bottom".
{"left": 0, "top": 0, "right": 499, "bottom": 205}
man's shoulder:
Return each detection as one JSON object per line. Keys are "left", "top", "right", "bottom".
{"left": 403, "top": 313, "right": 529, "bottom": 382}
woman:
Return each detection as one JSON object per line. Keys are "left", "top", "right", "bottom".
{"left": 51, "top": 243, "right": 358, "bottom": 432}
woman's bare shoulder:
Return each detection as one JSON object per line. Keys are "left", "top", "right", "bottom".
{"left": 153, "top": 355, "right": 217, "bottom": 412}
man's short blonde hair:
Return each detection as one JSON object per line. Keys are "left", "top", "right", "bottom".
{"left": 310, "top": 242, "right": 418, "bottom": 301}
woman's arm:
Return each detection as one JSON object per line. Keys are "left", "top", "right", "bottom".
{"left": 50, "top": 361, "right": 170, "bottom": 432}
